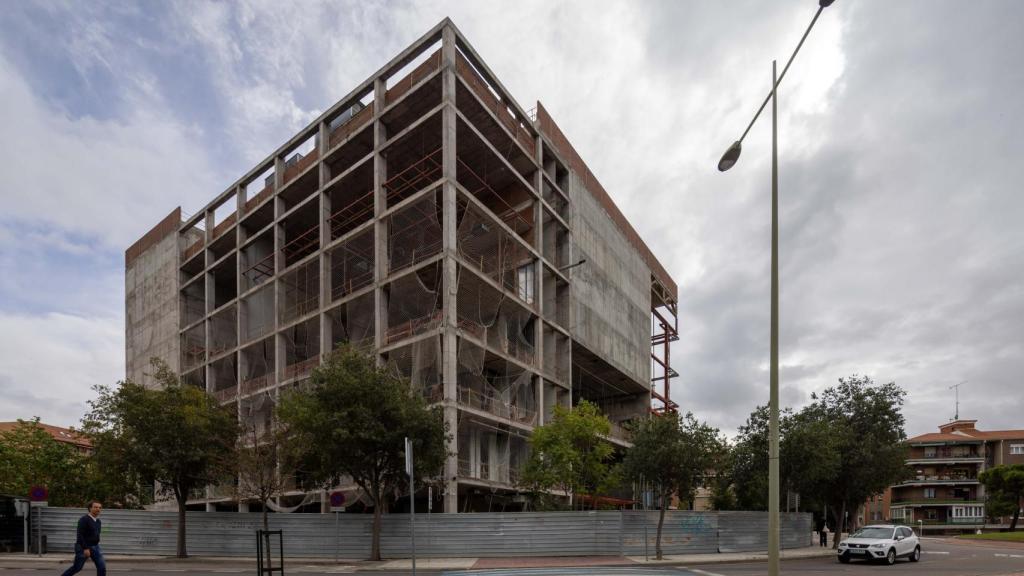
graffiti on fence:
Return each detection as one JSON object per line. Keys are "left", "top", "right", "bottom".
{"left": 680, "top": 514, "right": 714, "bottom": 534}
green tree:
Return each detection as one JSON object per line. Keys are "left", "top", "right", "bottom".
{"left": 81, "top": 359, "right": 238, "bottom": 558}
{"left": 979, "top": 464, "right": 1024, "bottom": 531}
{"left": 276, "top": 345, "right": 449, "bottom": 561}
{"left": 622, "top": 412, "right": 723, "bottom": 559}
{"left": 708, "top": 444, "right": 738, "bottom": 511}
{"left": 729, "top": 376, "right": 897, "bottom": 542}
{"left": 520, "top": 400, "right": 616, "bottom": 510}
{"left": 730, "top": 406, "right": 785, "bottom": 511}
{"left": 0, "top": 419, "right": 88, "bottom": 506}
{"left": 805, "top": 375, "right": 908, "bottom": 545}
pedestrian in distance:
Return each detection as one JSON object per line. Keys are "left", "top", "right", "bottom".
{"left": 61, "top": 500, "right": 105, "bottom": 576}
{"left": 820, "top": 523, "right": 829, "bottom": 547}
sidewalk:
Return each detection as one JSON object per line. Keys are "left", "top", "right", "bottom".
{"left": 0, "top": 545, "right": 834, "bottom": 571}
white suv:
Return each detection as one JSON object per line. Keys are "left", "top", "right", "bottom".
{"left": 837, "top": 525, "right": 921, "bottom": 565}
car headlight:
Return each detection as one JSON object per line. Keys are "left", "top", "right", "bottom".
{"left": 838, "top": 542, "right": 848, "bottom": 548}
{"left": 870, "top": 543, "right": 887, "bottom": 548}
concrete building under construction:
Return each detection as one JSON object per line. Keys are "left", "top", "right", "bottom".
{"left": 124, "top": 19, "right": 678, "bottom": 513}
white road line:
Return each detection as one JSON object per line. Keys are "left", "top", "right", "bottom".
{"left": 923, "top": 551, "right": 950, "bottom": 554}
{"left": 689, "top": 569, "right": 728, "bottom": 576}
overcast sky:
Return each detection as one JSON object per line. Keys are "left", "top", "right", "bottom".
{"left": 1, "top": 1, "right": 1021, "bottom": 439}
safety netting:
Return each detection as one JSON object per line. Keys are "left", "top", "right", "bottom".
{"left": 388, "top": 188, "right": 443, "bottom": 274}
{"left": 329, "top": 227, "right": 374, "bottom": 301}
{"left": 385, "top": 262, "right": 443, "bottom": 345}
{"left": 328, "top": 291, "right": 376, "bottom": 352}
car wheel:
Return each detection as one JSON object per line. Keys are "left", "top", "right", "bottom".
{"left": 838, "top": 554, "right": 850, "bottom": 564}
{"left": 910, "top": 546, "right": 920, "bottom": 562}
{"left": 886, "top": 548, "right": 897, "bottom": 565}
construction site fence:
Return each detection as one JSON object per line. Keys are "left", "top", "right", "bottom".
{"left": 32, "top": 508, "right": 811, "bottom": 559}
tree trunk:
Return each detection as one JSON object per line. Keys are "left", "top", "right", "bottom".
{"left": 371, "top": 498, "right": 382, "bottom": 561}
{"left": 829, "top": 503, "right": 842, "bottom": 549}
{"left": 176, "top": 494, "right": 188, "bottom": 558}
{"left": 837, "top": 501, "right": 847, "bottom": 547}
{"left": 262, "top": 507, "right": 272, "bottom": 570}
{"left": 656, "top": 491, "right": 667, "bottom": 560}
{"left": 1011, "top": 496, "right": 1021, "bottom": 532}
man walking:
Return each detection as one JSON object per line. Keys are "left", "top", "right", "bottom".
{"left": 61, "top": 501, "right": 105, "bottom": 576}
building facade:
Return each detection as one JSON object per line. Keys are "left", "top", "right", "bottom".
{"left": 878, "top": 419, "right": 1024, "bottom": 532}
{"left": 124, "top": 19, "right": 679, "bottom": 513}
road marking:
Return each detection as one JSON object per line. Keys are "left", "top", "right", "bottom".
{"left": 689, "top": 569, "right": 728, "bottom": 576}
{"left": 923, "top": 551, "right": 950, "bottom": 555}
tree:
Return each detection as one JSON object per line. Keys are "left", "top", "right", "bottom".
{"left": 622, "top": 412, "right": 722, "bottom": 559}
{"left": 276, "top": 344, "right": 449, "bottom": 561}
{"left": 979, "top": 464, "right": 1024, "bottom": 531}
{"left": 728, "top": 376, "right": 898, "bottom": 543}
{"left": 0, "top": 419, "right": 88, "bottom": 506}
{"left": 81, "top": 359, "right": 238, "bottom": 558}
{"left": 708, "top": 444, "right": 738, "bottom": 511}
{"left": 233, "top": 403, "right": 305, "bottom": 570}
{"left": 804, "top": 375, "right": 908, "bottom": 546}
{"left": 730, "top": 406, "right": 785, "bottom": 511}
{"left": 520, "top": 400, "right": 617, "bottom": 510}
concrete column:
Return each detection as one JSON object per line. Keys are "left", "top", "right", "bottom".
{"left": 441, "top": 24, "right": 460, "bottom": 513}
{"left": 534, "top": 139, "right": 545, "bottom": 426}
{"left": 373, "top": 79, "right": 387, "bottom": 363}
{"left": 488, "top": 433, "right": 498, "bottom": 482}
{"left": 273, "top": 157, "right": 285, "bottom": 387}
{"left": 319, "top": 121, "right": 331, "bottom": 358}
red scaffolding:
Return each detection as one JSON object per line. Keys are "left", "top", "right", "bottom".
{"left": 651, "top": 299, "right": 679, "bottom": 414}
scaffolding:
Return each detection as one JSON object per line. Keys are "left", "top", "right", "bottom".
{"left": 651, "top": 298, "right": 679, "bottom": 414}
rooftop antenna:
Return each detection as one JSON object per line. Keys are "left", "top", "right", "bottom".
{"left": 949, "top": 381, "right": 967, "bottom": 420}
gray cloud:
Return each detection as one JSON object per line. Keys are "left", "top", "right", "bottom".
{"left": 0, "top": 1, "right": 1020, "bottom": 438}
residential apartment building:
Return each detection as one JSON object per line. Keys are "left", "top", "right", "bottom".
{"left": 124, "top": 19, "right": 679, "bottom": 513}
{"left": 877, "top": 419, "right": 1024, "bottom": 532}
{"left": 0, "top": 421, "right": 92, "bottom": 455}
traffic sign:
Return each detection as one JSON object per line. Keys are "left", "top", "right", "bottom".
{"left": 28, "top": 486, "right": 48, "bottom": 502}
{"left": 329, "top": 491, "right": 346, "bottom": 512}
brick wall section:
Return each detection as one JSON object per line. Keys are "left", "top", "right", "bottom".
{"left": 535, "top": 102, "right": 677, "bottom": 300}
{"left": 125, "top": 207, "right": 181, "bottom": 268}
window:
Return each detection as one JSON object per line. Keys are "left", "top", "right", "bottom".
{"left": 926, "top": 509, "right": 937, "bottom": 520}
{"left": 899, "top": 527, "right": 913, "bottom": 538}
{"left": 516, "top": 263, "right": 535, "bottom": 304}
{"left": 953, "top": 505, "right": 984, "bottom": 518}
{"left": 891, "top": 508, "right": 906, "bottom": 520}
{"left": 924, "top": 446, "right": 937, "bottom": 458}
{"left": 1011, "top": 444, "right": 1024, "bottom": 455}
{"left": 923, "top": 488, "right": 936, "bottom": 499}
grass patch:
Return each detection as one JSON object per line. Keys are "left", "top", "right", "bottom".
{"left": 958, "top": 531, "right": 1024, "bottom": 542}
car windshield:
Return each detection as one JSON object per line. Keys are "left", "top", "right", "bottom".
{"left": 852, "top": 527, "right": 895, "bottom": 539}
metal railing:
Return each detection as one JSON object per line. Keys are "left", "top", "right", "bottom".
{"left": 456, "top": 385, "right": 537, "bottom": 425}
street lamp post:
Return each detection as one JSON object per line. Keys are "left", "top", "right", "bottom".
{"left": 717, "top": 3, "right": 836, "bottom": 576}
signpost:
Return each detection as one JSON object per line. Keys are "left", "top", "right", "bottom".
{"left": 29, "top": 486, "right": 48, "bottom": 556}
{"left": 405, "top": 437, "right": 416, "bottom": 576}
{"left": 329, "top": 491, "right": 346, "bottom": 562}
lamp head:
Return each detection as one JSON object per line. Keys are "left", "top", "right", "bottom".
{"left": 819, "top": 0, "right": 836, "bottom": 7}
{"left": 717, "top": 141, "right": 742, "bottom": 172}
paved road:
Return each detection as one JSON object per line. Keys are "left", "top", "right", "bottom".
{"left": 1, "top": 539, "right": 1021, "bottom": 576}
{"left": 685, "top": 538, "right": 1024, "bottom": 576}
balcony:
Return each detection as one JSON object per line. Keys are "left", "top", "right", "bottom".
{"left": 891, "top": 500, "right": 983, "bottom": 507}
{"left": 457, "top": 458, "right": 520, "bottom": 486}
{"left": 899, "top": 475, "right": 979, "bottom": 485}
{"left": 456, "top": 385, "right": 536, "bottom": 426}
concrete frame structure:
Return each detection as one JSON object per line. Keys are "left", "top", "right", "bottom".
{"left": 862, "top": 419, "right": 1024, "bottom": 533}
{"left": 125, "top": 19, "right": 678, "bottom": 513}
